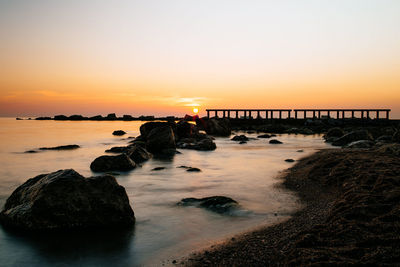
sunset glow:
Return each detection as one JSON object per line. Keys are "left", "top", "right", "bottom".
{"left": 193, "top": 108, "right": 199, "bottom": 114}
{"left": 0, "top": 1, "right": 399, "bottom": 118}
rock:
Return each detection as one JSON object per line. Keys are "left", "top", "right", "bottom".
{"left": 376, "top": 143, "right": 400, "bottom": 156}
{"left": 257, "top": 134, "right": 271, "bottom": 138}
{"left": 177, "top": 196, "right": 238, "bottom": 213}
{"left": 140, "top": 122, "right": 176, "bottom": 140}
{"left": 106, "top": 113, "right": 117, "bottom": 120}
{"left": 332, "top": 130, "right": 373, "bottom": 146}
{"left": 127, "top": 146, "right": 152, "bottom": 163}
{"left": 176, "top": 121, "right": 197, "bottom": 139}
{"left": 152, "top": 167, "right": 165, "bottom": 171}
{"left": 35, "top": 117, "right": 51, "bottom": 120}
{"left": 112, "top": 130, "right": 126, "bottom": 136}
{"left": 285, "top": 159, "right": 295, "bottom": 162}
{"left": 176, "top": 137, "right": 216, "bottom": 151}
{"left": 90, "top": 154, "right": 136, "bottom": 172}
{"left": 146, "top": 126, "right": 176, "bottom": 153}
{"left": 105, "top": 146, "right": 129, "bottom": 153}
{"left": 392, "top": 130, "right": 400, "bottom": 143}
{"left": 346, "top": 140, "right": 375, "bottom": 148}
{"left": 0, "top": 169, "right": 135, "bottom": 231}
{"left": 205, "top": 118, "right": 231, "bottom": 136}
{"left": 89, "top": 115, "right": 103, "bottom": 120}
{"left": 297, "top": 150, "right": 304, "bottom": 152}
{"left": 24, "top": 150, "right": 38, "bottom": 153}
{"left": 239, "top": 141, "right": 247, "bottom": 144}
{"left": 69, "top": 115, "right": 86, "bottom": 120}
{"left": 187, "top": 167, "right": 201, "bottom": 172}
{"left": 376, "top": 135, "right": 393, "bottom": 143}
{"left": 54, "top": 115, "right": 68, "bottom": 120}
{"left": 269, "top": 139, "right": 283, "bottom": 144}
{"left": 122, "top": 115, "right": 134, "bottom": 121}
{"left": 177, "top": 165, "right": 190, "bottom": 169}
{"left": 231, "top": 135, "right": 249, "bottom": 142}
{"left": 324, "top": 127, "right": 345, "bottom": 140}
{"left": 39, "top": 145, "right": 80, "bottom": 150}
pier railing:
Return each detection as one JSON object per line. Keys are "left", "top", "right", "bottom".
{"left": 206, "top": 109, "right": 391, "bottom": 120}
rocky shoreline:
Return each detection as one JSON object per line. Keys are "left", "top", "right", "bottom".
{"left": 183, "top": 146, "right": 400, "bottom": 266}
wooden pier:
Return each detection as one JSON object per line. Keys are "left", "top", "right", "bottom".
{"left": 206, "top": 109, "right": 391, "bottom": 120}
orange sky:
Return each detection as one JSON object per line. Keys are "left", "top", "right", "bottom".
{"left": 1, "top": 1, "right": 400, "bottom": 118}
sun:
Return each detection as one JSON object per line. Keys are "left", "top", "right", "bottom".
{"left": 193, "top": 107, "right": 199, "bottom": 114}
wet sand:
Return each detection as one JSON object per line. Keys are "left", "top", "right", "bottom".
{"left": 183, "top": 145, "right": 400, "bottom": 266}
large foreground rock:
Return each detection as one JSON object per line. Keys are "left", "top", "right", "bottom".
{"left": 90, "top": 154, "right": 136, "bottom": 172}
{"left": 205, "top": 118, "right": 231, "bottom": 136}
{"left": 0, "top": 169, "right": 135, "bottom": 231}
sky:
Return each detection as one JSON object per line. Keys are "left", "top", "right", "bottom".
{"left": 0, "top": 0, "right": 399, "bottom": 118}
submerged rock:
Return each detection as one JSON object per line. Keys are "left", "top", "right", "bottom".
{"left": 24, "top": 150, "right": 38, "bottom": 153}
{"left": 152, "top": 167, "right": 165, "bottom": 171}
{"left": 90, "top": 154, "right": 136, "bottom": 172}
{"left": 0, "top": 169, "right": 135, "bottom": 231}
{"left": 105, "top": 146, "right": 130, "bottom": 153}
{"left": 231, "top": 135, "right": 249, "bottom": 142}
{"left": 39, "top": 145, "right": 80, "bottom": 150}
{"left": 257, "top": 134, "right": 272, "bottom": 138}
{"left": 186, "top": 167, "right": 201, "bottom": 172}
{"left": 269, "top": 139, "right": 283, "bottom": 144}
{"left": 177, "top": 196, "right": 238, "bottom": 213}
{"left": 112, "top": 130, "right": 126, "bottom": 136}
{"left": 176, "top": 137, "right": 217, "bottom": 151}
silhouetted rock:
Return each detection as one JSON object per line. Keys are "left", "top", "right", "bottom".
{"left": 269, "top": 139, "right": 283, "bottom": 144}
{"left": 376, "top": 143, "right": 400, "bottom": 156}
{"left": 69, "top": 115, "right": 86, "bottom": 120}
{"left": 90, "top": 154, "right": 136, "bottom": 172}
{"left": 54, "top": 115, "right": 68, "bottom": 120}
{"left": 140, "top": 121, "right": 176, "bottom": 140}
{"left": 186, "top": 167, "right": 201, "bottom": 172}
{"left": 176, "top": 121, "right": 197, "bottom": 139}
{"left": 0, "top": 169, "right": 135, "bottom": 231}
{"left": 152, "top": 167, "right": 165, "bottom": 171}
{"left": 122, "top": 115, "right": 134, "bottom": 121}
{"left": 16, "top": 117, "right": 23, "bottom": 120}
{"left": 146, "top": 126, "right": 176, "bottom": 153}
{"left": 39, "top": 145, "right": 80, "bottom": 150}
{"left": 332, "top": 130, "right": 373, "bottom": 146}
{"left": 24, "top": 150, "right": 38, "bottom": 153}
{"left": 89, "top": 115, "right": 103, "bottom": 120}
{"left": 105, "top": 113, "right": 117, "bottom": 120}
{"left": 35, "top": 117, "right": 51, "bottom": 120}
{"left": 285, "top": 159, "right": 295, "bottom": 162}
{"left": 231, "top": 135, "right": 249, "bottom": 141}
{"left": 257, "top": 134, "right": 271, "bottom": 138}
{"left": 112, "top": 130, "right": 126, "bottom": 136}
{"left": 205, "top": 118, "right": 231, "bottom": 136}
{"left": 297, "top": 149, "right": 304, "bottom": 152}
{"left": 177, "top": 196, "right": 238, "bottom": 213}
{"left": 239, "top": 141, "right": 247, "bottom": 144}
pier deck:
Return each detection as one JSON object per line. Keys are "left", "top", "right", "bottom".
{"left": 206, "top": 109, "right": 391, "bottom": 120}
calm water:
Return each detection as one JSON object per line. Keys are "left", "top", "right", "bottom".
{"left": 0, "top": 118, "right": 331, "bottom": 266}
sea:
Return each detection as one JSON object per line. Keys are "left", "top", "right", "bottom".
{"left": 0, "top": 118, "right": 331, "bottom": 266}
